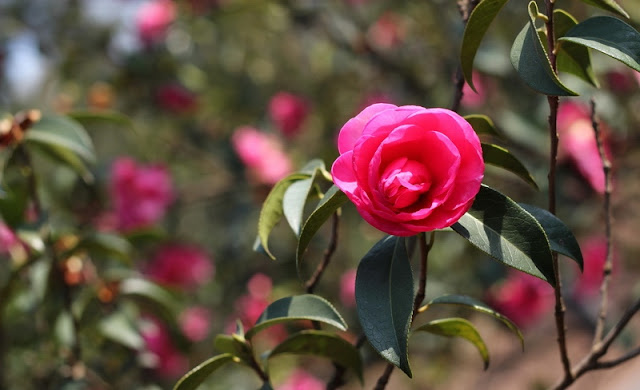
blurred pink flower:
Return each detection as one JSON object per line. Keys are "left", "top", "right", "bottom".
{"left": 278, "top": 369, "right": 324, "bottom": 390}
{"left": 340, "top": 269, "right": 357, "bottom": 308}
{"left": 156, "top": 84, "right": 198, "bottom": 114}
{"left": 232, "top": 126, "right": 293, "bottom": 184}
{"left": 110, "top": 157, "right": 174, "bottom": 231}
{"left": 461, "top": 72, "right": 487, "bottom": 109}
{"left": 573, "top": 236, "right": 613, "bottom": 299}
{"left": 179, "top": 306, "right": 212, "bottom": 342}
{"left": 0, "top": 222, "right": 20, "bottom": 255}
{"left": 144, "top": 243, "right": 214, "bottom": 289}
{"left": 136, "top": 0, "right": 176, "bottom": 44}
{"left": 268, "top": 92, "right": 309, "bottom": 137}
{"left": 557, "top": 101, "right": 611, "bottom": 194}
{"left": 605, "top": 68, "right": 639, "bottom": 94}
{"left": 367, "top": 12, "right": 406, "bottom": 50}
{"left": 247, "top": 272, "right": 273, "bottom": 299}
{"left": 140, "top": 316, "right": 188, "bottom": 378}
{"left": 486, "top": 271, "right": 553, "bottom": 328}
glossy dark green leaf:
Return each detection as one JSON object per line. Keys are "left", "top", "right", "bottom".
{"left": 559, "top": 16, "right": 640, "bottom": 73}
{"left": 519, "top": 204, "right": 583, "bottom": 270}
{"left": 283, "top": 176, "right": 316, "bottom": 236}
{"left": 25, "top": 115, "right": 96, "bottom": 164}
{"left": 258, "top": 382, "right": 274, "bottom": 390}
{"left": 461, "top": 0, "right": 511, "bottom": 92}
{"left": 555, "top": 9, "right": 599, "bottom": 87}
{"left": 214, "top": 334, "right": 254, "bottom": 366}
{"left": 451, "top": 185, "right": 555, "bottom": 285}
{"left": 426, "top": 294, "right": 524, "bottom": 350}
{"left": 296, "top": 185, "right": 348, "bottom": 276}
{"left": 481, "top": 143, "right": 538, "bottom": 189}
{"left": 245, "top": 294, "right": 347, "bottom": 339}
{"left": 510, "top": 2, "right": 578, "bottom": 96}
{"left": 356, "top": 236, "right": 414, "bottom": 377}
{"left": 414, "top": 318, "right": 489, "bottom": 370}
{"left": 98, "top": 311, "right": 144, "bottom": 350}
{"left": 257, "top": 173, "right": 310, "bottom": 260}
{"left": 578, "top": 0, "right": 629, "bottom": 19}
{"left": 173, "top": 354, "right": 236, "bottom": 390}
{"left": 464, "top": 115, "right": 503, "bottom": 138}
{"left": 268, "top": 330, "right": 363, "bottom": 383}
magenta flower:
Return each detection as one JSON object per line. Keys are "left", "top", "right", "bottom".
{"left": 140, "top": 316, "right": 188, "bottom": 378}
{"left": 232, "top": 126, "right": 293, "bottom": 185}
{"left": 557, "top": 101, "right": 611, "bottom": 194}
{"left": 179, "top": 306, "right": 212, "bottom": 342}
{"left": 332, "top": 104, "right": 484, "bottom": 236}
{"left": 461, "top": 72, "right": 487, "bottom": 109}
{"left": 156, "top": 83, "right": 198, "bottom": 114}
{"left": 268, "top": 92, "right": 310, "bottom": 137}
{"left": 278, "top": 369, "right": 324, "bottom": 390}
{"left": 0, "top": 222, "right": 20, "bottom": 255}
{"left": 573, "top": 236, "right": 614, "bottom": 299}
{"left": 136, "top": 0, "right": 176, "bottom": 44}
{"left": 486, "top": 271, "right": 553, "bottom": 328}
{"left": 110, "top": 157, "right": 174, "bottom": 231}
{"left": 340, "top": 269, "right": 357, "bottom": 308}
{"left": 247, "top": 272, "right": 273, "bottom": 299}
{"left": 144, "top": 244, "right": 214, "bottom": 289}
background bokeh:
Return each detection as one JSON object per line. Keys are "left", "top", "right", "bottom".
{"left": 1, "top": 0, "right": 640, "bottom": 389}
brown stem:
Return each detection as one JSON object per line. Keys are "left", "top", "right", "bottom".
{"left": 590, "top": 98, "right": 613, "bottom": 344}
{"left": 451, "top": 0, "right": 480, "bottom": 113}
{"left": 305, "top": 212, "right": 340, "bottom": 294}
{"left": 373, "top": 364, "right": 395, "bottom": 390}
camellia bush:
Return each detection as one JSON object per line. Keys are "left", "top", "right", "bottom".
{"left": 1, "top": 0, "right": 640, "bottom": 389}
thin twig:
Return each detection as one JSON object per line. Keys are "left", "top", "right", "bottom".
{"left": 373, "top": 364, "right": 395, "bottom": 390}
{"left": 451, "top": 0, "right": 480, "bottom": 113}
{"left": 305, "top": 212, "right": 340, "bottom": 294}
{"left": 590, "top": 98, "right": 613, "bottom": 345}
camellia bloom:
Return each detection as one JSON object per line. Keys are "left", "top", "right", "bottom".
{"left": 136, "top": 0, "right": 176, "bottom": 44}
{"left": 573, "top": 236, "right": 613, "bottom": 299}
{"left": 331, "top": 104, "right": 484, "bottom": 236}
{"left": 110, "top": 157, "right": 174, "bottom": 231}
{"left": 156, "top": 83, "right": 198, "bottom": 114}
{"left": 144, "top": 243, "right": 214, "bottom": 289}
{"left": 278, "top": 369, "right": 324, "bottom": 390}
{"left": 232, "top": 126, "right": 293, "bottom": 185}
{"left": 268, "top": 92, "right": 309, "bottom": 137}
{"left": 179, "top": 306, "right": 212, "bottom": 342}
{"left": 140, "top": 316, "right": 188, "bottom": 378}
{"left": 340, "top": 269, "right": 357, "bottom": 308}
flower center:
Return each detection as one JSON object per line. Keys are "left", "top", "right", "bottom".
{"left": 380, "top": 157, "right": 431, "bottom": 209}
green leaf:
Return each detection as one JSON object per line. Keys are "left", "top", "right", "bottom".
{"left": 558, "top": 16, "right": 640, "bottom": 73}
{"left": 245, "top": 294, "right": 347, "bottom": 339}
{"left": 283, "top": 176, "right": 316, "bottom": 236}
{"left": 451, "top": 185, "right": 555, "bottom": 285}
{"left": 257, "top": 173, "right": 311, "bottom": 260}
{"left": 426, "top": 294, "right": 524, "bottom": 350}
{"left": 173, "top": 354, "right": 237, "bottom": 390}
{"left": 268, "top": 330, "right": 363, "bottom": 383}
{"left": 28, "top": 142, "right": 94, "bottom": 182}
{"left": 75, "top": 232, "right": 133, "bottom": 264}
{"left": 296, "top": 185, "right": 348, "bottom": 277}
{"left": 461, "top": 0, "right": 511, "bottom": 92}
{"left": 481, "top": 143, "right": 538, "bottom": 189}
{"left": 214, "top": 334, "right": 254, "bottom": 366}
{"left": 510, "top": 2, "right": 578, "bottom": 96}
{"left": 25, "top": 115, "right": 96, "bottom": 164}
{"left": 120, "top": 278, "right": 180, "bottom": 319}
{"left": 98, "top": 311, "right": 145, "bottom": 350}
{"left": 355, "top": 236, "right": 414, "bottom": 377}
{"left": 555, "top": 9, "right": 599, "bottom": 87}
{"left": 578, "top": 0, "right": 629, "bottom": 19}
{"left": 413, "top": 318, "right": 489, "bottom": 370}
{"left": 464, "top": 115, "right": 503, "bottom": 139}
{"left": 67, "top": 110, "right": 135, "bottom": 130}
{"left": 519, "top": 204, "right": 583, "bottom": 270}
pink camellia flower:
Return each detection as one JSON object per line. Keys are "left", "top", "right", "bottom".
{"left": 573, "top": 236, "right": 613, "bottom": 299}
{"left": 0, "top": 222, "right": 20, "bottom": 255}
{"left": 268, "top": 92, "right": 309, "bottom": 137}
{"left": 140, "top": 316, "right": 188, "bottom": 378}
{"left": 557, "top": 101, "right": 611, "bottom": 194}
{"left": 110, "top": 157, "right": 173, "bottom": 231}
{"left": 136, "top": 0, "right": 176, "bottom": 44}
{"left": 179, "top": 306, "right": 212, "bottom": 342}
{"left": 247, "top": 272, "right": 273, "bottom": 299}
{"left": 278, "top": 369, "right": 324, "bottom": 390}
{"left": 156, "top": 83, "right": 198, "bottom": 114}
{"left": 486, "top": 271, "right": 554, "bottom": 328}
{"left": 367, "top": 12, "right": 406, "bottom": 50}
{"left": 461, "top": 72, "right": 487, "bottom": 109}
{"left": 144, "top": 243, "right": 214, "bottom": 289}
{"left": 340, "top": 269, "right": 357, "bottom": 308}
{"left": 232, "top": 126, "right": 293, "bottom": 185}
{"left": 331, "top": 104, "right": 484, "bottom": 236}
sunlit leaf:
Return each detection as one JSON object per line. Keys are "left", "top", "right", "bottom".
{"left": 98, "top": 311, "right": 145, "bottom": 350}
{"left": 559, "top": 16, "right": 640, "bottom": 73}
{"left": 257, "top": 173, "right": 310, "bottom": 260}
{"left": 283, "top": 176, "right": 316, "bottom": 236}
{"left": 426, "top": 294, "right": 524, "bottom": 349}
{"left": 451, "top": 185, "right": 555, "bottom": 285}
{"left": 120, "top": 278, "right": 180, "bottom": 319}
{"left": 268, "top": 330, "right": 363, "bottom": 383}
{"left": 519, "top": 204, "right": 583, "bottom": 270}
{"left": 173, "top": 354, "right": 237, "bottom": 390}
{"left": 510, "top": 2, "right": 578, "bottom": 96}
{"left": 414, "top": 318, "right": 489, "bottom": 369}
{"left": 555, "top": 9, "right": 599, "bottom": 87}
{"left": 461, "top": 0, "right": 512, "bottom": 92}
{"left": 356, "top": 236, "right": 413, "bottom": 377}
{"left": 578, "top": 0, "right": 629, "bottom": 19}
{"left": 296, "top": 185, "right": 348, "bottom": 277}
{"left": 246, "top": 294, "right": 347, "bottom": 339}
{"left": 482, "top": 143, "right": 538, "bottom": 189}
{"left": 464, "top": 115, "right": 503, "bottom": 138}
